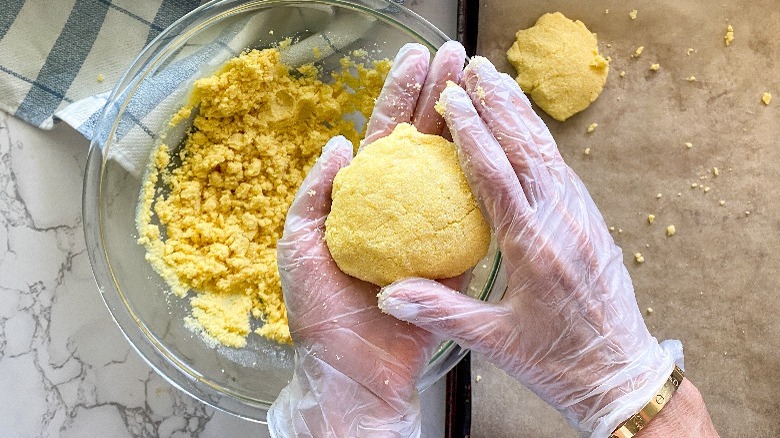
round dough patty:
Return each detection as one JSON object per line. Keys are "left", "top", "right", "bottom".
{"left": 506, "top": 12, "right": 609, "bottom": 121}
{"left": 325, "top": 123, "right": 491, "bottom": 286}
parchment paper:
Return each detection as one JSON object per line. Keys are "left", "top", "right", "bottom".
{"left": 472, "top": 1, "right": 780, "bottom": 436}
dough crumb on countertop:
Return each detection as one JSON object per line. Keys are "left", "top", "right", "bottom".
{"left": 685, "top": 142, "right": 693, "bottom": 148}
{"left": 506, "top": 12, "right": 609, "bottom": 121}
{"left": 687, "top": 48, "right": 695, "bottom": 55}
{"left": 687, "top": 76, "right": 697, "bottom": 81}
{"left": 725, "top": 24, "right": 734, "bottom": 46}
{"left": 584, "top": 147, "right": 591, "bottom": 155}
{"left": 137, "top": 48, "right": 390, "bottom": 347}
{"left": 634, "top": 253, "right": 645, "bottom": 263}
{"left": 704, "top": 186, "right": 711, "bottom": 193}
{"left": 656, "top": 193, "right": 663, "bottom": 199}
{"left": 762, "top": 92, "right": 772, "bottom": 105}
{"left": 691, "top": 183, "right": 699, "bottom": 188}
{"left": 632, "top": 46, "right": 644, "bottom": 58}
{"left": 619, "top": 70, "right": 626, "bottom": 78}
{"left": 648, "top": 214, "right": 656, "bottom": 224}
{"left": 586, "top": 122, "right": 598, "bottom": 133}
{"left": 666, "top": 225, "right": 677, "bottom": 236}
{"left": 96, "top": 73, "right": 105, "bottom": 82}
{"left": 605, "top": 9, "right": 609, "bottom": 14}
{"left": 650, "top": 63, "right": 660, "bottom": 71}
{"left": 476, "top": 375, "right": 483, "bottom": 382}
{"left": 712, "top": 166, "right": 720, "bottom": 176}
{"left": 719, "top": 200, "right": 726, "bottom": 206}
{"left": 629, "top": 10, "right": 638, "bottom": 20}
{"left": 646, "top": 307, "right": 654, "bottom": 314}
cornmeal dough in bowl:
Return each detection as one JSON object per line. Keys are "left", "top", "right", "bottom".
{"left": 325, "top": 123, "right": 491, "bottom": 286}
{"left": 507, "top": 12, "right": 609, "bottom": 121}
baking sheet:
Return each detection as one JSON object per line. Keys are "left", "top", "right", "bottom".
{"left": 471, "top": 1, "right": 780, "bottom": 436}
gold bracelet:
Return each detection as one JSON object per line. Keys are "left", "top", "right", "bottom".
{"left": 610, "top": 365, "right": 685, "bottom": 438}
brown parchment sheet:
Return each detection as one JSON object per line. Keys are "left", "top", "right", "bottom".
{"left": 471, "top": 1, "right": 780, "bottom": 436}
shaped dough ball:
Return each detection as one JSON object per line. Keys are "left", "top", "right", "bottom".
{"left": 507, "top": 12, "right": 609, "bottom": 121}
{"left": 325, "top": 123, "right": 490, "bottom": 286}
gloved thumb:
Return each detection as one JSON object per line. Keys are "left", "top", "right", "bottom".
{"left": 378, "top": 278, "right": 511, "bottom": 355}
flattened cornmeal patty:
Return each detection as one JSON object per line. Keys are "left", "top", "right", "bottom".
{"left": 325, "top": 123, "right": 490, "bottom": 286}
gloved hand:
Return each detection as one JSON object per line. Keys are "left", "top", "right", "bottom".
{"left": 378, "top": 57, "right": 684, "bottom": 437}
{"left": 268, "top": 41, "right": 466, "bottom": 438}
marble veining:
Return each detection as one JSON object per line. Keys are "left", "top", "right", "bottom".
{"left": 0, "top": 111, "right": 267, "bottom": 437}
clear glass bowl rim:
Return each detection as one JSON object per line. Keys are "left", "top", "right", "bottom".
{"left": 83, "top": 0, "right": 503, "bottom": 423}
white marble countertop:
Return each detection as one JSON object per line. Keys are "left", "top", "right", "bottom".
{"left": 0, "top": 2, "right": 457, "bottom": 437}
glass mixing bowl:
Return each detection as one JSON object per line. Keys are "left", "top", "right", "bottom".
{"left": 83, "top": 0, "right": 505, "bottom": 422}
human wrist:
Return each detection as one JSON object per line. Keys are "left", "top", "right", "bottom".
{"left": 635, "top": 379, "right": 718, "bottom": 437}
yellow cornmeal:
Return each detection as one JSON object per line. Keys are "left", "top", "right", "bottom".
{"left": 507, "top": 12, "right": 609, "bottom": 122}
{"left": 137, "top": 48, "right": 389, "bottom": 347}
{"left": 325, "top": 123, "right": 491, "bottom": 286}
{"left": 725, "top": 25, "right": 734, "bottom": 46}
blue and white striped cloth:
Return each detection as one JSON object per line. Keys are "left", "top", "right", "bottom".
{"left": 0, "top": 0, "right": 404, "bottom": 175}
{"left": 0, "top": 0, "right": 206, "bottom": 137}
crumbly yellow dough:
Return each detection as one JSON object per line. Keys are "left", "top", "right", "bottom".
{"left": 725, "top": 25, "right": 734, "bottom": 46}
{"left": 506, "top": 12, "right": 609, "bottom": 122}
{"left": 325, "top": 123, "right": 491, "bottom": 286}
{"left": 137, "top": 48, "right": 389, "bottom": 347}
{"left": 762, "top": 92, "right": 772, "bottom": 105}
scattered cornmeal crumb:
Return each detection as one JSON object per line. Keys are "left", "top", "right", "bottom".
{"left": 719, "top": 200, "right": 726, "bottom": 206}
{"left": 605, "top": 9, "right": 609, "bottom": 14}
{"left": 712, "top": 167, "right": 720, "bottom": 176}
{"left": 587, "top": 122, "right": 598, "bottom": 133}
{"left": 476, "top": 375, "right": 483, "bottom": 382}
{"left": 609, "top": 226, "right": 616, "bottom": 232}
{"left": 685, "top": 142, "right": 693, "bottom": 148}
{"left": 137, "top": 48, "right": 390, "bottom": 347}
{"left": 666, "top": 225, "right": 676, "bottom": 236}
{"left": 620, "top": 70, "right": 626, "bottom": 78}
{"left": 584, "top": 147, "right": 591, "bottom": 155}
{"left": 648, "top": 214, "right": 655, "bottom": 224}
{"left": 745, "top": 211, "right": 751, "bottom": 216}
{"left": 96, "top": 73, "right": 105, "bottom": 82}
{"left": 656, "top": 193, "right": 663, "bottom": 199}
{"left": 691, "top": 183, "right": 699, "bottom": 188}
{"left": 687, "top": 48, "right": 695, "bottom": 55}
{"left": 650, "top": 63, "right": 660, "bottom": 71}
{"left": 725, "top": 25, "right": 734, "bottom": 46}
{"left": 506, "top": 12, "right": 609, "bottom": 121}
{"left": 687, "top": 76, "right": 697, "bottom": 82}
{"left": 618, "top": 228, "right": 624, "bottom": 234}
{"left": 646, "top": 307, "right": 654, "bottom": 314}
{"left": 635, "top": 253, "right": 645, "bottom": 263}
{"left": 704, "top": 186, "right": 711, "bottom": 192}
{"left": 632, "top": 46, "right": 645, "bottom": 58}
{"left": 629, "top": 10, "right": 638, "bottom": 20}
{"left": 762, "top": 92, "right": 772, "bottom": 105}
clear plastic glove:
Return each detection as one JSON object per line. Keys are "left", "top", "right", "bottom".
{"left": 378, "top": 57, "right": 684, "bottom": 437}
{"left": 268, "top": 41, "right": 466, "bottom": 438}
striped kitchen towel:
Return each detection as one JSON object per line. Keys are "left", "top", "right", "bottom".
{"left": 0, "top": 0, "right": 206, "bottom": 134}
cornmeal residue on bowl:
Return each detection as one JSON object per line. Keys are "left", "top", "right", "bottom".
{"left": 137, "top": 47, "right": 390, "bottom": 347}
